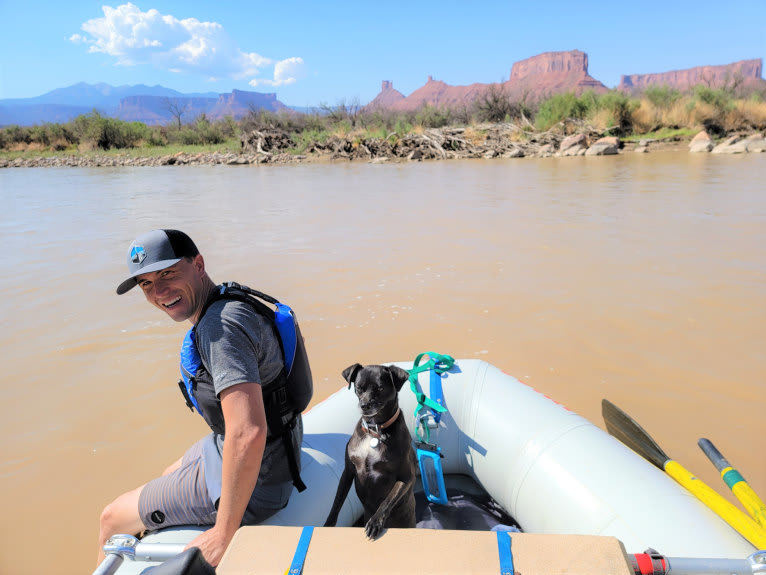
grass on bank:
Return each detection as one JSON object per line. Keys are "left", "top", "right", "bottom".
{"left": 2, "top": 83, "right": 765, "bottom": 159}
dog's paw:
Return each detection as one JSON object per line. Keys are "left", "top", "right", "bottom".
{"left": 364, "top": 515, "right": 386, "bottom": 539}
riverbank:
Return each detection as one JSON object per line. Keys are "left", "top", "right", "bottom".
{"left": 1, "top": 126, "right": 763, "bottom": 168}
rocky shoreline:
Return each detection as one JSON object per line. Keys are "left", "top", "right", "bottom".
{"left": 1, "top": 127, "right": 763, "bottom": 169}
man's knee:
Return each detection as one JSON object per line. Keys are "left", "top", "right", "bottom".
{"left": 99, "top": 488, "right": 145, "bottom": 542}
{"left": 99, "top": 501, "right": 115, "bottom": 535}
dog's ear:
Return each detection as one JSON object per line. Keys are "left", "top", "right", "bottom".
{"left": 342, "top": 363, "right": 363, "bottom": 389}
{"left": 387, "top": 365, "right": 411, "bottom": 392}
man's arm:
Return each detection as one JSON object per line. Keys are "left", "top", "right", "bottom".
{"left": 186, "top": 381, "right": 267, "bottom": 566}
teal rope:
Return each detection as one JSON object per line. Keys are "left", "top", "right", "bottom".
{"left": 408, "top": 352, "right": 454, "bottom": 442}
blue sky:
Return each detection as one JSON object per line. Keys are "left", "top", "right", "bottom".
{"left": 1, "top": 1, "right": 764, "bottom": 107}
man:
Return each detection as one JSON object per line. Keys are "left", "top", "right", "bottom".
{"left": 98, "top": 229, "right": 303, "bottom": 567}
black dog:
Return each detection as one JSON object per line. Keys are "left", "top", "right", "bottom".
{"left": 324, "top": 363, "right": 417, "bottom": 539}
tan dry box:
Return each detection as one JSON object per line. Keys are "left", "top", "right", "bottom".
{"left": 217, "top": 526, "right": 634, "bottom": 575}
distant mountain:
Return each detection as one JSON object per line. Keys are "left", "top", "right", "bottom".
{"left": 0, "top": 83, "right": 286, "bottom": 126}
{"left": 1, "top": 82, "right": 217, "bottom": 109}
{"left": 2, "top": 53, "right": 765, "bottom": 126}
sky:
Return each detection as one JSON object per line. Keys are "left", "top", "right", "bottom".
{"left": 1, "top": 1, "right": 764, "bottom": 107}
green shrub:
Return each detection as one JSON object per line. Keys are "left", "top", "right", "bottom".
{"left": 415, "top": 104, "right": 452, "bottom": 128}
{"left": 534, "top": 92, "right": 588, "bottom": 131}
{"left": 689, "top": 85, "right": 735, "bottom": 134}
{"left": 69, "top": 111, "right": 149, "bottom": 149}
{"left": 693, "top": 85, "right": 732, "bottom": 111}
{"left": 292, "top": 128, "right": 329, "bottom": 153}
{"left": 644, "top": 85, "right": 682, "bottom": 110}
{"left": 146, "top": 127, "right": 167, "bottom": 147}
{"left": 592, "top": 91, "right": 638, "bottom": 135}
{"left": 393, "top": 117, "right": 413, "bottom": 136}
{"left": 3, "top": 125, "right": 31, "bottom": 145}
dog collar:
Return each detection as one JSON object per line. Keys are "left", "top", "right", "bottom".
{"left": 362, "top": 407, "right": 401, "bottom": 444}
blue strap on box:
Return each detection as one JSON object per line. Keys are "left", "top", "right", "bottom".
{"left": 496, "top": 530, "right": 515, "bottom": 575}
{"left": 287, "top": 526, "right": 314, "bottom": 575}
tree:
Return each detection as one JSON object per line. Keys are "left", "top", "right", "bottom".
{"left": 164, "top": 98, "right": 188, "bottom": 129}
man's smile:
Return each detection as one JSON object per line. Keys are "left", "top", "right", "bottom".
{"left": 163, "top": 296, "right": 182, "bottom": 309}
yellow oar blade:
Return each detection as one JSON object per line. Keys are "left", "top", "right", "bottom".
{"left": 602, "top": 400, "right": 766, "bottom": 549}
{"left": 664, "top": 460, "right": 766, "bottom": 549}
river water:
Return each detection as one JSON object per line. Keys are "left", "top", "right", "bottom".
{"left": 1, "top": 152, "right": 764, "bottom": 574}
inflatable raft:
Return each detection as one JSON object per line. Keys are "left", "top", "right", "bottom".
{"left": 97, "top": 358, "right": 762, "bottom": 575}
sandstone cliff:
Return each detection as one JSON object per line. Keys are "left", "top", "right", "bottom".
{"left": 385, "top": 76, "right": 492, "bottom": 112}
{"left": 209, "top": 89, "right": 285, "bottom": 118}
{"left": 366, "top": 81, "right": 406, "bottom": 109}
{"left": 368, "top": 50, "right": 607, "bottom": 112}
{"left": 506, "top": 50, "right": 607, "bottom": 99}
{"left": 618, "top": 59, "right": 763, "bottom": 92}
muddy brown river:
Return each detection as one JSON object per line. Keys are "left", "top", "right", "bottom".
{"left": 1, "top": 151, "right": 764, "bottom": 574}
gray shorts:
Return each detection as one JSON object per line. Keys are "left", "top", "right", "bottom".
{"left": 138, "top": 438, "right": 216, "bottom": 529}
{"left": 138, "top": 436, "right": 293, "bottom": 530}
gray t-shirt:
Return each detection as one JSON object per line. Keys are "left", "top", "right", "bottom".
{"left": 195, "top": 298, "right": 302, "bottom": 507}
{"left": 196, "top": 298, "right": 283, "bottom": 396}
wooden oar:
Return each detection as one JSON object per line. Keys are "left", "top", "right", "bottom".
{"left": 601, "top": 399, "right": 766, "bottom": 549}
{"left": 698, "top": 437, "right": 766, "bottom": 528}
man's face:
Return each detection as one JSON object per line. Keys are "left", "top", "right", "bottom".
{"left": 136, "top": 256, "right": 206, "bottom": 323}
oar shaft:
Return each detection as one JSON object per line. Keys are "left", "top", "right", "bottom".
{"left": 699, "top": 438, "right": 766, "bottom": 529}
{"left": 664, "top": 460, "right": 766, "bottom": 549}
{"left": 724, "top": 472, "right": 766, "bottom": 529}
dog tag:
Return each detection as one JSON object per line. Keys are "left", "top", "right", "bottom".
{"left": 370, "top": 437, "right": 379, "bottom": 448}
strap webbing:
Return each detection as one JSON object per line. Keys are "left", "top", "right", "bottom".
{"left": 285, "top": 526, "right": 314, "bottom": 575}
{"left": 408, "top": 352, "right": 454, "bottom": 443}
{"left": 408, "top": 352, "right": 453, "bottom": 414}
{"left": 429, "top": 369, "right": 445, "bottom": 424}
{"left": 283, "top": 423, "right": 307, "bottom": 492}
{"left": 496, "top": 531, "right": 514, "bottom": 575}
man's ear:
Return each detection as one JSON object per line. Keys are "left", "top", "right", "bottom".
{"left": 192, "top": 254, "right": 205, "bottom": 275}
{"left": 342, "top": 363, "right": 363, "bottom": 389}
{"left": 387, "top": 366, "right": 411, "bottom": 391}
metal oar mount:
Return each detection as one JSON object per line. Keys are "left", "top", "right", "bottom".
{"left": 93, "top": 534, "right": 186, "bottom": 575}
{"left": 631, "top": 550, "right": 766, "bottom": 575}
{"left": 601, "top": 399, "right": 766, "bottom": 550}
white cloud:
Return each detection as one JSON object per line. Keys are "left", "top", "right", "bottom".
{"left": 73, "top": 3, "right": 299, "bottom": 87}
{"left": 249, "top": 57, "right": 306, "bottom": 88}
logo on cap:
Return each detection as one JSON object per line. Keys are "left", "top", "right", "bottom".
{"left": 130, "top": 244, "right": 146, "bottom": 264}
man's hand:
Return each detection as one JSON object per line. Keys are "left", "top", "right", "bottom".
{"left": 185, "top": 524, "right": 233, "bottom": 567}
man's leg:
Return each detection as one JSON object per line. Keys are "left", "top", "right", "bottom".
{"left": 96, "top": 483, "right": 146, "bottom": 565}
{"left": 96, "top": 439, "right": 216, "bottom": 566}
{"left": 95, "top": 454, "right": 185, "bottom": 565}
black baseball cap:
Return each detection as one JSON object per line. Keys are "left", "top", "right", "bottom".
{"left": 116, "top": 229, "right": 199, "bottom": 295}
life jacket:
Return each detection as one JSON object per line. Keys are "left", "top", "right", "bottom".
{"left": 178, "top": 282, "right": 313, "bottom": 492}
